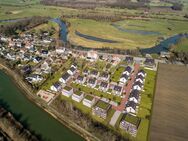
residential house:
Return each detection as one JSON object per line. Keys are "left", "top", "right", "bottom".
{"left": 129, "top": 90, "right": 140, "bottom": 103}
{"left": 41, "top": 61, "right": 51, "bottom": 74}
{"left": 25, "top": 74, "right": 43, "bottom": 84}
{"left": 87, "top": 50, "right": 98, "bottom": 62}
{"left": 99, "top": 72, "right": 110, "bottom": 81}
{"left": 133, "top": 81, "right": 143, "bottom": 91}
{"left": 41, "top": 50, "right": 49, "bottom": 57}
{"left": 99, "top": 81, "right": 109, "bottom": 92}
{"left": 144, "top": 58, "right": 156, "bottom": 69}
{"left": 125, "top": 56, "right": 134, "bottom": 64}
{"left": 90, "top": 70, "right": 99, "bottom": 78}
{"left": 119, "top": 74, "right": 129, "bottom": 84}
{"left": 67, "top": 67, "right": 77, "bottom": 75}
{"left": 59, "top": 72, "right": 71, "bottom": 83}
{"left": 87, "top": 78, "right": 97, "bottom": 88}
{"left": 126, "top": 101, "right": 137, "bottom": 114}
{"left": 119, "top": 114, "right": 141, "bottom": 137}
{"left": 123, "top": 66, "right": 132, "bottom": 76}
{"left": 75, "top": 75, "right": 86, "bottom": 84}
{"left": 92, "top": 100, "right": 111, "bottom": 119}
{"left": 72, "top": 90, "right": 84, "bottom": 102}
{"left": 62, "top": 86, "right": 73, "bottom": 97}
{"left": 50, "top": 82, "right": 62, "bottom": 92}
{"left": 83, "top": 95, "right": 95, "bottom": 108}
{"left": 33, "top": 56, "right": 42, "bottom": 63}
{"left": 113, "top": 85, "right": 123, "bottom": 96}
{"left": 83, "top": 69, "right": 89, "bottom": 75}
{"left": 135, "top": 75, "right": 145, "bottom": 84}
{"left": 56, "top": 47, "right": 65, "bottom": 54}
{"left": 137, "top": 70, "right": 146, "bottom": 77}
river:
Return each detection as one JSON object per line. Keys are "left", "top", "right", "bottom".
{"left": 0, "top": 70, "right": 84, "bottom": 141}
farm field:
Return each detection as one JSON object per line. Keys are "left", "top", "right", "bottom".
{"left": 67, "top": 18, "right": 188, "bottom": 49}
{"left": 150, "top": 63, "right": 188, "bottom": 141}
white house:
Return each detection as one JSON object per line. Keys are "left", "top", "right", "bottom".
{"left": 99, "top": 72, "right": 110, "bottom": 81}
{"left": 133, "top": 81, "right": 143, "bottom": 91}
{"left": 87, "top": 50, "right": 98, "bottom": 62}
{"left": 75, "top": 75, "right": 86, "bottom": 84}
{"left": 50, "top": 82, "right": 62, "bottom": 92}
{"left": 67, "top": 67, "right": 76, "bottom": 76}
{"left": 137, "top": 70, "right": 146, "bottom": 77}
{"left": 120, "top": 74, "right": 129, "bottom": 84}
{"left": 135, "top": 75, "right": 145, "bottom": 84}
{"left": 62, "top": 86, "right": 73, "bottom": 97}
{"left": 56, "top": 47, "right": 65, "bottom": 54}
{"left": 126, "top": 101, "right": 137, "bottom": 114}
{"left": 87, "top": 78, "right": 97, "bottom": 88}
{"left": 83, "top": 95, "right": 95, "bottom": 108}
{"left": 59, "top": 72, "right": 71, "bottom": 84}
{"left": 72, "top": 91, "right": 84, "bottom": 102}
{"left": 123, "top": 66, "right": 132, "bottom": 76}
{"left": 129, "top": 90, "right": 140, "bottom": 104}
{"left": 113, "top": 85, "right": 123, "bottom": 96}
{"left": 25, "top": 74, "right": 43, "bottom": 83}
{"left": 99, "top": 81, "right": 109, "bottom": 92}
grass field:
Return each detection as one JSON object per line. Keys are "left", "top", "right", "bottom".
{"left": 173, "top": 37, "right": 188, "bottom": 52}
{"left": 67, "top": 18, "right": 188, "bottom": 49}
{"left": 0, "top": 0, "right": 40, "bottom": 6}
{"left": 150, "top": 64, "right": 188, "bottom": 141}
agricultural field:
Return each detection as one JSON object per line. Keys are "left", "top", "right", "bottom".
{"left": 150, "top": 64, "right": 188, "bottom": 141}
{"left": 67, "top": 18, "right": 188, "bottom": 49}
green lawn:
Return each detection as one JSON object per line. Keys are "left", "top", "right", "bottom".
{"left": 173, "top": 37, "right": 188, "bottom": 52}
{"left": 71, "top": 82, "right": 121, "bottom": 103}
{"left": 111, "top": 66, "right": 125, "bottom": 82}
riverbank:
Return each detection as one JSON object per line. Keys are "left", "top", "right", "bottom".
{"left": 0, "top": 107, "right": 39, "bottom": 141}
{"left": 0, "top": 61, "right": 99, "bottom": 141}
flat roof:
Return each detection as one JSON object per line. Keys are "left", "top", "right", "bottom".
{"left": 95, "top": 100, "right": 110, "bottom": 110}
{"left": 84, "top": 95, "right": 94, "bottom": 101}
{"left": 63, "top": 86, "right": 72, "bottom": 91}
{"left": 123, "top": 114, "right": 140, "bottom": 127}
{"left": 150, "top": 64, "right": 188, "bottom": 141}
{"left": 74, "top": 90, "right": 83, "bottom": 96}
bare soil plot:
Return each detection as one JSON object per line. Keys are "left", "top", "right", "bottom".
{"left": 150, "top": 63, "right": 188, "bottom": 141}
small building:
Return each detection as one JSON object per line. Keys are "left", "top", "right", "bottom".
{"left": 59, "top": 72, "right": 71, "bottom": 84}
{"left": 56, "top": 47, "right": 65, "bottom": 54}
{"left": 119, "top": 114, "right": 141, "bottom": 137}
{"left": 62, "top": 86, "right": 73, "bottom": 97}
{"left": 87, "top": 78, "right": 97, "bottom": 88}
{"left": 129, "top": 90, "right": 140, "bottom": 103}
{"left": 135, "top": 75, "right": 145, "bottom": 84}
{"left": 25, "top": 74, "right": 43, "bottom": 84}
{"left": 133, "top": 81, "right": 143, "bottom": 91}
{"left": 67, "top": 67, "right": 77, "bottom": 76}
{"left": 99, "top": 81, "right": 109, "bottom": 92}
{"left": 99, "top": 72, "right": 110, "bottom": 81}
{"left": 83, "top": 95, "right": 95, "bottom": 108}
{"left": 72, "top": 90, "right": 84, "bottom": 102}
{"left": 137, "top": 70, "right": 146, "bottom": 77}
{"left": 113, "top": 85, "right": 123, "bottom": 96}
{"left": 125, "top": 56, "right": 134, "bottom": 64}
{"left": 119, "top": 74, "right": 129, "bottom": 84}
{"left": 50, "top": 82, "right": 62, "bottom": 92}
{"left": 87, "top": 50, "right": 98, "bottom": 62}
{"left": 83, "top": 69, "right": 89, "bottom": 75}
{"left": 75, "top": 75, "right": 86, "bottom": 84}
{"left": 126, "top": 101, "right": 137, "bottom": 114}
{"left": 90, "top": 70, "right": 99, "bottom": 78}
{"left": 92, "top": 100, "right": 111, "bottom": 119}
{"left": 123, "top": 66, "right": 132, "bottom": 76}
{"left": 144, "top": 58, "right": 156, "bottom": 69}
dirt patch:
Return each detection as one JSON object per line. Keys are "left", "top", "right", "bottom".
{"left": 150, "top": 63, "right": 188, "bottom": 141}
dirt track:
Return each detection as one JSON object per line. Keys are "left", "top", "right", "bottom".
{"left": 150, "top": 63, "right": 188, "bottom": 141}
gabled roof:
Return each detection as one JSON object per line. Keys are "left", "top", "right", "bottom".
{"left": 61, "top": 72, "right": 70, "bottom": 80}
{"left": 126, "top": 101, "right": 137, "bottom": 110}
{"left": 100, "top": 81, "right": 108, "bottom": 88}
{"left": 138, "top": 69, "right": 146, "bottom": 75}
{"left": 77, "top": 75, "right": 84, "bottom": 81}
{"left": 113, "top": 85, "right": 122, "bottom": 92}
{"left": 124, "top": 66, "right": 132, "bottom": 73}
{"left": 53, "top": 82, "right": 61, "bottom": 88}
{"left": 121, "top": 74, "right": 129, "bottom": 79}
{"left": 90, "top": 70, "right": 98, "bottom": 76}
{"left": 136, "top": 74, "right": 144, "bottom": 80}
{"left": 100, "top": 72, "right": 109, "bottom": 78}
{"left": 88, "top": 78, "right": 97, "bottom": 84}
{"left": 133, "top": 81, "right": 143, "bottom": 87}
{"left": 130, "top": 90, "right": 140, "bottom": 99}
{"left": 69, "top": 67, "right": 76, "bottom": 72}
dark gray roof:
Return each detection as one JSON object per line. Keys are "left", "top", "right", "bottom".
{"left": 133, "top": 81, "right": 143, "bottom": 87}
{"left": 100, "top": 72, "right": 109, "bottom": 78}
{"left": 91, "top": 70, "right": 98, "bottom": 76}
{"left": 125, "top": 56, "right": 133, "bottom": 62}
{"left": 125, "top": 66, "right": 132, "bottom": 73}
{"left": 130, "top": 90, "right": 140, "bottom": 100}
{"left": 70, "top": 67, "right": 76, "bottom": 72}
{"left": 138, "top": 69, "right": 146, "bottom": 75}
{"left": 113, "top": 85, "right": 122, "bottom": 92}
{"left": 136, "top": 75, "right": 144, "bottom": 80}
{"left": 100, "top": 81, "right": 108, "bottom": 88}
{"left": 121, "top": 74, "right": 129, "bottom": 79}
{"left": 77, "top": 75, "right": 84, "bottom": 81}
{"left": 126, "top": 101, "right": 137, "bottom": 110}
{"left": 88, "top": 78, "right": 97, "bottom": 84}
{"left": 53, "top": 82, "right": 61, "bottom": 89}
{"left": 61, "top": 72, "right": 70, "bottom": 80}
{"left": 144, "top": 58, "right": 155, "bottom": 66}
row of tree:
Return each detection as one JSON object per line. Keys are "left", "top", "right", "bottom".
{"left": 52, "top": 96, "right": 129, "bottom": 141}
